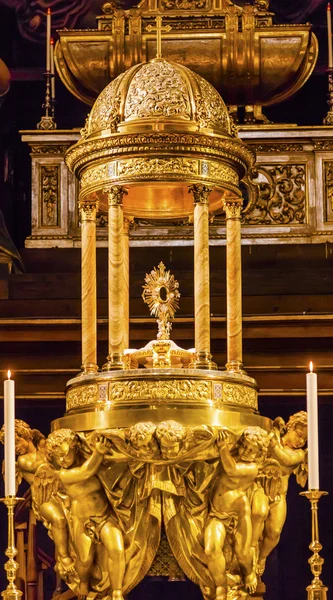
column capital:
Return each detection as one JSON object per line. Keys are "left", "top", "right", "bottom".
{"left": 188, "top": 184, "right": 213, "bottom": 205}
{"left": 223, "top": 197, "right": 243, "bottom": 219}
{"left": 79, "top": 200, "right": 99, "bottom": 221}
{"left": 107, "top": 185, "right": 128, "bottom": 207}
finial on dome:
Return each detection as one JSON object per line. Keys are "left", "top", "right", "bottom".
{"left": 146, "top": 16, "right": 171, "bottom": 59}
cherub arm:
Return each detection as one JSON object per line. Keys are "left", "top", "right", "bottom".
{"left": 269, "top": 436, "right": 304, "bottom": 469}
{"left": 217, "top": 430, "right": 258, "bottom": 478}
{"left": 59, "top": 436, "right": 110, "bottom": 486}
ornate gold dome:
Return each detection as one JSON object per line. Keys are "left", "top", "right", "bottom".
{"left": 86, "top": 58, "right": 231, "bottom": 137}
{"left": 66, "top": 58, "right": 254, "bottom": 219}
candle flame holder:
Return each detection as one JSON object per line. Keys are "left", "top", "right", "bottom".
{"left": 37, "top": 71, "right": 57, "bottom": 130}
{"left": 300, "top": 490, "right": 328, "bottom": 600}
{"left": 0, "top": 496, "right": 24, "bottom": 600}
{"left": 323, "top": 68, "right": 333, "bottom": 125}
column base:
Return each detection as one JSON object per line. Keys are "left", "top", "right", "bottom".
{"left": 80, "top": 363, "right": 99, "bottom": 374}
{"left": 190, "top": 352, "right": 217, "bottom": 370}
{"left": 225, "top": 360, "right": 245, "bottom": 374}
{"left": 102, "top": 353, "right": 124, "bottom": 371}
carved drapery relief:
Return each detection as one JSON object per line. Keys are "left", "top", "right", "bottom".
{"left": 324, "top": 160, "right": 333, "bottom": 222}
{"left": 41, "top": 165, "right": 59, "bottom": 227}
{"left": 244, "top": 164, "right": 306, "bottom": 225}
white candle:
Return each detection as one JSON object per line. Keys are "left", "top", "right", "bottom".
{"left": 306, "top": 361, "right": 319, "bottom": 490}
{"left": 4, "top": 371, "right": 16, "bottom": 496}
{"left": 46, "top": 8, "right": 51, "bottom": 72}
{"left": 50, "top": 38, "right": 55, "bottom": 100}
{"left": 327, "top": 4, "right": 333, "bottom": 69}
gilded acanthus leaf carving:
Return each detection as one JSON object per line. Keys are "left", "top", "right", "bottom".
{"left": 244, "top": 164, "right": 306, "bottom": 225}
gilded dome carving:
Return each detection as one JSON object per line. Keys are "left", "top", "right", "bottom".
{"left": 124, "top": 61, "right": 192, "bottom": 121}
{"left": 86, "top": 58, "right": 231, "bottom": 137}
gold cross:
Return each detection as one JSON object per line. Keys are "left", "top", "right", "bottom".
{"left": 146, "top": 16, "right": 171, "bottom": 59}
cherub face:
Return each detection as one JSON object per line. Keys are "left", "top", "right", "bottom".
{"left": 15, "top": 434, "right": 30, "bottom": 455}
{"left": 53, "top": 443, "right": 76, "bottom": 468}
{"left": 285, "top": 424, "right": 307, "bottom": 449}
{"left": 238, "top": 439, "right": 260, "bottom": 463}
{"left": 132, "top": 433, "right": 153, "bottom": 450}
{"left": 160, "top": 438, "right": 181, "bottom": 459}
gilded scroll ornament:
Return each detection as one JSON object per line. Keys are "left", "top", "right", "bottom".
{"left": 109, "top": 379, "right": 211, "bottom": 402}
{"left": 117, "top": 157, "right": 198, "bottom": 177}
{"left": 244, "top": 164, "right": 306, "bottom": 225}
{"left": 41, "top": 165, "right": 59, "bottom": 226}
{"left": 161, "top": 0, "right": 208, "bottom": 9}
{"left": 88, "top": 78, "right": 121, "bottom": 134}
{"left": 66, "top": 384, "right": 99, "bottom": 411}
{"left": 31, "top": 145, "right": 70, "bottom": 155}
{"left": 194, "top": 74, "right": 230, "bottom": 133}
{"left": 206, "top": 162, "right": 238, "bottom": 186}
{"left": 125, "top": 61, "right": 191, "bottom": 121}
{"left": 223, "top": 383, "right": 257, "bottom": 410}
{"left": 324, "top": 160, "right": 333, "bottom": 213}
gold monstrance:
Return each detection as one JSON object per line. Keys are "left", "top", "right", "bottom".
{"left": 1, "top": 6, "right": 323, "bottom": 600}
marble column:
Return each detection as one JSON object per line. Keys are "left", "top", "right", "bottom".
{"left": 223, "top": 197, "right": 243, "bottom": 372}
{"left": 104, "top": 186, "right": 128, "bottom": 370}
{"left": 189, "top": 184, "right": 216, "bottom": 369}
{"left": 123, "top": 216, "right": 134, "bottom": 352}
{"left": 79, "top": 200, "right": 98, "bottom": 373}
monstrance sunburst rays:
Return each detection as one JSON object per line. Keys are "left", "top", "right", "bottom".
{"left": 142, "top": 262, "right": 180, "bottom": 339}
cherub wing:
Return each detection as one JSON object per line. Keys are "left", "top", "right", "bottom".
{"left": 185, "top": 425, "right": 215, "bottom": 450}
{"left": 31, "top": 462, "right": 60, "bottom": 520}
{"left": 294, "top": 448, "right": 308, "bottom": 488}
{"left": 257, "top": 458, "right": 283, "bottom": 501}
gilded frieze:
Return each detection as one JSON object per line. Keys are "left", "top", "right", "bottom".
{"left": 244, "top": 164, "right": 306, "bottom": 225}
{"left": 109, "top": 379, "right": 212, "bottom": 402}
{"left": 223, "top": 383, "right": 258, "bottom": 410}
{"left": 66, "top": 384, "right": 99, "bottom": 411}
{"left": 117, "top": 157, "right": 198, "bottom": 177}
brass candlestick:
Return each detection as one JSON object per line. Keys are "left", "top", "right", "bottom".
{"left": 37, "top": 71, "right": 56, "bottom": 130}
{"left": 0, "top": 496, "right": 23, "bottom": 600}
{"left": 300, "top": 490, "right": 328, "bottom": 600}
{"left": 323, "top": 68, "right": 333, "bottom": 125}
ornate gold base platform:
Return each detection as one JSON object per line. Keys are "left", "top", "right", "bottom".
{"left": 52, "top": 367, "right": 270, "bottom": 432}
